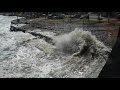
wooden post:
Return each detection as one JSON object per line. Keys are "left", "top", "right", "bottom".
{"left": 17, "top": 15, "right": 19, "bottom": 22}
{"left": 108, "top": 12, "right": 110, "bottom": 23}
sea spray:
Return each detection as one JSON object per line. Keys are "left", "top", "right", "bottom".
{"left": 54, "top": 28, "right": 109, "bottom": 55}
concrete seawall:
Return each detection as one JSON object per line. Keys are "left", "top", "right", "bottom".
{"left": 10, "top": 24, "right": 55, "bottom": 45}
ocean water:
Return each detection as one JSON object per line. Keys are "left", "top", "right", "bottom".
{"left": 0, "top": 15, "right": 111, "bottom": 78}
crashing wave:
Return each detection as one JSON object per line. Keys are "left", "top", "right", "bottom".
{"left": 49, "top": 28, "right": 111, "bottom": 78}
{"left": 54, "top": 28, "right": 110, "bottom": 55}
{"left": 0, "top": 15, "right": 111, "bottom": 78}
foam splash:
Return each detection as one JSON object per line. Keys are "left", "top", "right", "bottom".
{"left": 54, "top": 28, "right": 109, "bottom": 55}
